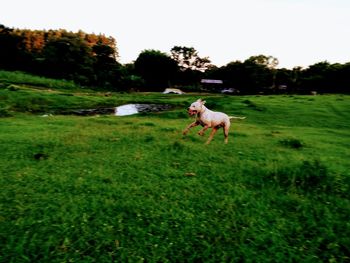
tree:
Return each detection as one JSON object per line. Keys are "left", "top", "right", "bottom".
{"left": 118, "top": 63, "right": 145, "bottom": 91}
{"left": 41, "top": 36, "right": 94, "bottom": 84}
{"left": 242, "top": 55, "right": 278, "bottom": 92}
{"left": 170, "top": 46, "right": 211, "bottom": 72}
{"left": 246, "top": 55, "right": 279, "bottom": 89}
{"left": 134, "top": 50, "right": 178, "bottom": 91}
{"left": 92, "top": 42, "right": 122, "bottom": 88}
{"left": 0, "top": 25, "right": 24, "bottom": 70}
{"left": 204, "top": 55, "right": 279, "bottom": 94}
{"left": 0, "top": 26, "right": 121, "bottom": 88}
{"left": 300, "top": 61, "right": 331, "bottom": 93}
{"left": 246, "top": 55, "right": 279, "bottom": 69}
{"left": 333, "top": 63, "right": 350, "bottom": 93}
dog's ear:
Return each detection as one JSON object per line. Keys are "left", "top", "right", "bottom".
{"left": 197, "top": 99, "right": 206, "bottom": 105}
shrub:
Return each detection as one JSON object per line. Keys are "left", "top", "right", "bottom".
{"left": 279, "top": 138, "right": 304, "bottom": 149}
{"left": 279, "top": 160, "right": 328, "bottom": 192}
{"left": 247, "top": 160, "right": 344, "bottom": 194}
{"left": 0, "top": 107, "right": 12, "bottom": 117}
{"left": 242, "top": 99, "right": 265, "bottom": 111}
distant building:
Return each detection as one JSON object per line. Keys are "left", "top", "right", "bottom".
{"left": 200, "top": 79, "right": 224, "bottom": 92}
{"left": 200, "top": 79, "right": 223, "bottom": 84}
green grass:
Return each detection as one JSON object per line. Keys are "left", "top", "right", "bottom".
{"left": 0, "top": 71, "right": 350, "bottom": 262}
{"left": 0, "top": 70, "right": 80, "bottom": 91}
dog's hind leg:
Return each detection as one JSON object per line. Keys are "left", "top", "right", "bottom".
{"left": 223, "top": 124, "right": 230, "bottom": 144}
{"left": 206, "top": 127, "right": 218, "bottom": 145}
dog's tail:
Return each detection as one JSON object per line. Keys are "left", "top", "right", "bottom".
{"left": 229, "top": 116, "right": 246, "bottom": 120}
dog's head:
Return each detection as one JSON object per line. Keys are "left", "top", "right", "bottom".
{"left": 188, "top": 99, "right": 206, "bottom": 116}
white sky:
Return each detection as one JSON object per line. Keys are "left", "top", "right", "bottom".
{"left": 2, "top": 0, "right": 350, "bottom": 69}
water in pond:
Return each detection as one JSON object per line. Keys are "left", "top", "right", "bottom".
{"left": 115, "top": 104, "right": 138, "bottom": 116}
{"left": 115, "top": 104, "right": 173, "bottom": 116}
{"left": 60, "top": 104, "right": 173, "bottom": 116}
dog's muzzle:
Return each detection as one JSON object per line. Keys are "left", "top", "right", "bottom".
{"left": 188, "top": 109, "right": 197, "bottom": 116}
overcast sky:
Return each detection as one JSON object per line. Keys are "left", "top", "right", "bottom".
{"left": 2, "top": 0, "right": 350, "bottom": 69}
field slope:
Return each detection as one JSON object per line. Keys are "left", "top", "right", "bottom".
{"left": 0, "top": 72, "right": 349, "bottom": 262}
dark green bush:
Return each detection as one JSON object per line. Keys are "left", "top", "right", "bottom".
{"left": 279, "top": 138, "right": 304, "bottom": 149}
{"left": 0, "top": 107, "right": 12, "bottom": 117}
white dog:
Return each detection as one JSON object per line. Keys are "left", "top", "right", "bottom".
{"left": 183, "top": 99, "right": 245, "bottom": 144}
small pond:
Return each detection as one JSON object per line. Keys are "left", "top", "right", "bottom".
{"left": 62, "top": 104, "right": 173, "bottom": 116}
{"left": 115, "top": 104, "right": 173, "bottom": 116}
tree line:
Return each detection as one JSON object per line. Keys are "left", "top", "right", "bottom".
{"left": 1, "top": 24, "right": 349, "bottom": 94}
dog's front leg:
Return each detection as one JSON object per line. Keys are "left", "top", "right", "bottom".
{"left": 183, "top": 121, "right": 199, "bottom": 135}
{"left": 198, "top": 125, "right": 209, "bottom": 136}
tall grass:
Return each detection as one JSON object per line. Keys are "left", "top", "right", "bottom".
{"left": 0, "top": 70, "right": 79, "bottom": 90}
{"left": 0, "top": 73, "right": 349, "bottom": 262}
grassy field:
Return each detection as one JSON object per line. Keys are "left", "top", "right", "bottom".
{"left": 0, "top": 71, "right": 350, "bottom": 262}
